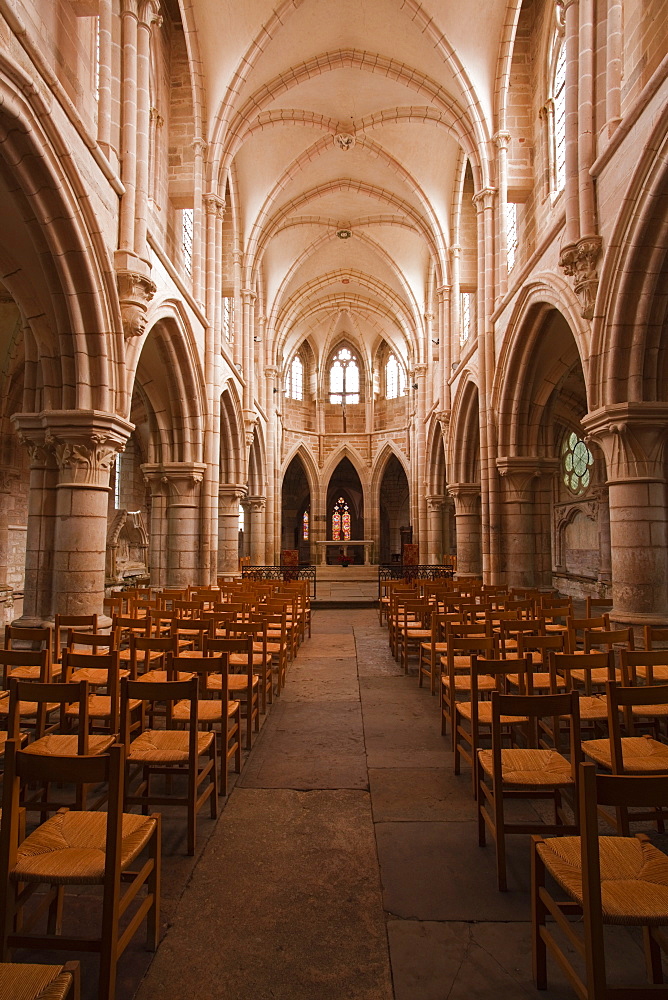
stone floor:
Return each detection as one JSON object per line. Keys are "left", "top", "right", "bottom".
{"left": 15, "top": 607, "right": 651, "bottom": 999}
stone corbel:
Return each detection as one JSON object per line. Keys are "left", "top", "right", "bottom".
{"left": 559, "top": 235, "right": 603, "bottom": 320}
{"left": 243, "top": 409, "right": 258, "bottom": 447}
{"left": 117, "top": 270, "right": 157, "bottom": 339}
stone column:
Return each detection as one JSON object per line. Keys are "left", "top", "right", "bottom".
{"left": 426, "top": 495, "right": 445, "bottom": 564}
{"left": 597, "top": 485, "right": 612, "bottom": 584}
{"left": 248, "top": 496, "right": 266, "bottom": 565}
{"left": 583, "top": 405, "right": 668, "bottom": 624}
{"left": 448, "top": 484, "right": 482, "bottom": 577}
{"left": 497, "top": 458, "right": 542, "bottom": 589}
{"left": 264, "top": 366, "right": 279, "bottom": 565}
{"left": 44, "top": 412, "right": 131, "bottom": 622}
{"left": 414, "top": 363, "right": 429, "bottom": 556}
{"left": 141, "top": 465, "right": 168, "bottom": 588}
{"left": 218, "top": 485, "right": 245, "bottom": 577}
{"left": 160, "top": 463, "right": 206, "bottom": 588}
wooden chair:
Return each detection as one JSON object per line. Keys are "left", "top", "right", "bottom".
{"left": 644, "top": 625, "right": 668, "bottom": 660}
{"left": 623, "top": 647, "right": 668, "bottom": 685}
{"left": 547, "top": 651, "right": 613, "bottom": 749}
{"left": 532, "top": 763, "right": 668, "bottom": 997}
{"left": 566, "top": 614, "right": 610, "bottom": 653}
{"left": 4, "top": 625, "right": 54, "bottom": 676}
{"left": 0, "top": 649, "right": 53, "bottom": 736}
{"left": 202, "top": 635, "right": 259, "bottom": 749}
{"left": 121, "top": 675, "right": 217, "bottom": 855}
{"left": 584, "top": 595, "right": 613, "bottom": 619}
{"left": 453, "top": 655, "right": 531, "bottom": 794}
{"left": 440, "top": 632, "right": 497, "bottom": 741}
{"left": 477, "top": 689, "right": 581, "bottom": 890}
{"left": 582, "top": 680, "right": 668, "bottom": 833}
{"left": 261, "top": 607, "right": 290, "bottom": 695}
{"left": 0, "top": 741, "right": 160, "bottom": 1000}
{"left": 418, "top": 612, "right": 462, "bottom": 695}
{"left": 0, "top": 961, "right": 81, "bottom": 1000}
{"left": 171, "top": 653, "right": 242, "bottom": 796}
{"left": 61, "top": 650, "right": 135, "bottom": 738}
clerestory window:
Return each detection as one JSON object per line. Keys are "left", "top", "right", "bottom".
{"left": 329, "top": 348, "right": 359, "bottom": 405}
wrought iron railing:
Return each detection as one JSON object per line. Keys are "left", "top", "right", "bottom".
{"left": 241, "top": 565, "right": 317, "bottom": 598}
{"left": 377, "top": 564, "right": 454, "bottom": 596}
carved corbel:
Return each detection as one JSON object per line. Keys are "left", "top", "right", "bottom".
{"left": 117, "top": 271, "right": 157, "bottom": 339}
{"left": 559, "top": 236, "right": 603, "bottom": 320}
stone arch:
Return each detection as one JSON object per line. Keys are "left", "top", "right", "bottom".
{"left": 220, "top": 382, "right": 244, "bottom": 485}
{"left": 591, "top": 108, "right": 668, "bottom": 407}
{"left": 0, "top": 56, "right": 120, "bottom": 414}
{"left": 448, "top": 375, "right": 480, "bottom": 485}
{"left": 494, "top": 280, "right": 588, "bottom": 457}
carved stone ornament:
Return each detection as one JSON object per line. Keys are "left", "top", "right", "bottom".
{"left": 249, "top": 497, "right": 267, "bottom": 514}
{"left": 447, "top": 483, "right": 481, "bottom": 515}
{"left": 426, "top": 495, "right": 445, "bottom": 513}
{"left": 47, "top": 432, "right": 121, "bottom": 488}
{"left": 583, "top": 404, "right": 668, "bottom": 483}
{"left": 334, "top": 133, "right": 356, "bottom": 151}
{"left": 559, "top": 236, "right": 603, "bottom": 320}
{"left": 117, "top": 271, "right": 157, "bottom": 339}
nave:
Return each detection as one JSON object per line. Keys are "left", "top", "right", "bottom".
{"left": 98, "top": 609, "right": 647, "bottom": 1000}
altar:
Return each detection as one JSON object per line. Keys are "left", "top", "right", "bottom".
{"left": 315, "top": 540, "right": 374, "bottom": 565}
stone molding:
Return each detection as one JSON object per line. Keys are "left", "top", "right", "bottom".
{"left": 219, "top": 484, "right": 247, "bottom": 515}
{"left": 583, "top": 404, "right": 668, "bottom": 483}
{"left": 425, "top": 494, "right": 445, "bottom": 512}
{"left": 141, "top": 462, "right": 206, "bottom": 505}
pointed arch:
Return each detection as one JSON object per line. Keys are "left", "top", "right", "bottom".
{"left": 448, "top": 375, "right": 481, "bottom": 484}
{"left": 220, "top": 381, "right": 244, "bottom": 485}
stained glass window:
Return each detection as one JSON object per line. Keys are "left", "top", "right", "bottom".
{"left": 562, "top": 431, "right": 593, "bottom": 495}
{"left": 302, "top": 509, "right": 309, "bottom": 540}
{"left": 182, "top": 209, "right": 194, "bottom": 277}
{"left": 332, "top": 497, "right": 351, "bottom": 540}
{"left": 386, "top": 353, "right": 406, "bottom": 399}
{"left": 506, "top": 202, "right": 518, "bottom": 272}
{"left": 329, "top": 348, "right": 359, "bottom": 404}
{"left": 553, "top": 39, "right": 566, "bottom": 192}
{"left": 287, "top": 355, "right": 303, "bottom": 400}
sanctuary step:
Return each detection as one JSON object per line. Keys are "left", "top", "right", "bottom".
{"left": 313, "top": 564, "right": 378, "bottom": 607}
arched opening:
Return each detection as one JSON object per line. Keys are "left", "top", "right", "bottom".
{"left": 326, "top": 457, "right": 364, "bottom": 564}
{"left": 378, "top": 455, "right": 409, "bottom": 564}
{"left": 281, "top": 455, "right": 311, "bottom": 564}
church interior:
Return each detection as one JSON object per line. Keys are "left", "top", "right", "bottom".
{"left": 0, "top": 0, "right": 667, "bottom": 997}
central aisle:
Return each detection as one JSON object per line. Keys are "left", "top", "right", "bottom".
{"left": 134, "top": 610, "right": 637, "bottom": 1000}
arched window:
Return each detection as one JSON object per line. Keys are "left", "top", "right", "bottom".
{"left": 329, "top": 348, "right": 359, "bottom": 404}
{"left": 285, "top": 354, "right": 303, "bottom": 400}
{"left": 552, "top": 39, "right": 566, "bottom": 192}
{"left": 331, "top": 496, "right": 351, "bottom": 540}
{"left": 385, "top": 354, "right": 405, "bottom": 399}
{"left": 302, "top": 509, "right": 309, "bottom": 540}
{"left": 561, "top": 431, "right": 593, "bottom": 495}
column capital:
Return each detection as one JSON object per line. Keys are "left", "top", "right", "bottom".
{"left": 447, "top": 482, "right": 481, "bottom": 514}
{"left": 14, "top": 411, "right": 132, "bottom": 487}
{"left": 493, "top": 130, "right": 512, "bottom": 150}
{"left": 472, "top": 187, "right": 496, "bottom": 211}
{"left": 241, "top": 288, "right": 257, "bottom": 305}
{"left": 204, "top": 193, "right": 224, "bottom": 216}
{"left": 496, "top": 456, "right": 559, "bottom": 501}
{"left": 219, "top": 484, "right": 247, "bottom": 513}
{"left": 142, "top": 462, "right": 206, "bottom": 504}
{"left": 248, "top": 496, "right": 267, "bottom": 513}
{"left": 414, "top": 363, "right": 428, "bottom": 378}
{"left": 425, "top": 495, "right": 445, "bottom": 512}
{"left": 559, "top": 235, "right": 603, "bottom": 320}
{"left": 582, "top": 404, "right": 668, "bottom": 482}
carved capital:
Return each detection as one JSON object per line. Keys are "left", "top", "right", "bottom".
{"left": 159, "top": 462, "right": 206, "bottom": 505}
{"left": 15, "top": 411, "right": 132, "bottom": 486}
{"left": 426, "top": 495, "right": 446, "bottom": 513}
{"left": 493, "top": 130, "right": 512, "bottom": 151}
{"left": 496, "top": 456, "right": 559, "bottom": 502}
{"left": 264, "top": 366, "right": 279, "bottom": 380}
{"left": 559, "top": 236, "right": 602, "bottom": 320}
{"left": 0, "top": 468, "right": 20, "bottom": 492}
{"left": 117, "top": 270, "right": 156, "bottom": 339}
{"left": 414, "top": 363, "right": 428, "bottom": 378}
{"left": 472, "top": 187, "right": 496, "bottom": 211}
{"left": 219, "top": 484, "right": 247, "bottom": 515}
{"left": 447, "top": 483, "right": 481, "bottom": 515}
{"left": 583, "top": 404, "right": 668, "bottom": 483}
{"left": 248, "top": 496, "right": 267, "bottom": 514}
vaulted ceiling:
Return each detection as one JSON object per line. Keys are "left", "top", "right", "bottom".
{"left": 191, "top": 0, "right": 509, "bottom": 370}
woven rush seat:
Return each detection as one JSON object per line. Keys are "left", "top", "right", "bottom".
{"left": 442, "top": 673, "right": 496, "bottom": 691}
{"left": 582, "top": 735, "right": 668, "bottom": 772}
{"left": 635, "top": 664, "right": 668, "bottom": 682}
{"left": 0, "top": 962, "right": 78, "bottom": 1000}
{"left": 536, "top": 834, "right": 668, "bottom": 924}
{"left": 507, "top": 671, "right": 566, "bottom": 689}
{"left": 570, "top": 667, "right": 622, "bottom": 685}
{"left": 137, "top": 669, "right": 193, "bottom": 683}
{"left": 441, "top": 654, "right": 490, "bottom": 672}
{"left": 127, "top": 728, "right": 214, "bottom": 763}
{"left": 23, "top": 734, "right": 115, "bottom": 756}
{"left": 69, "top": 666, "right": 130, "bottom": 685}
{"left": 4, "top": 664, "right": 62, "bottom": 681}
{"left": 65, "top": 695, "right": 141, "bottom": 719}
{"left": 0, "top": 700, "right": 59, "bottom": 718}
{"left": 172, "top": 698, "right": 240, "bottom": 722}
{"left": 11, "top": 809, "right": 156, "bottom": 884}
{"left": 478, "top": 747, "right": 575, "bottom": 785}
{"left": 229, "top": 652, "right": 266, "bottom": 668}
{"left": 577, "top": 694, "right": 608, "bottom": 719}
{"left": 456, "top": 701, "right": 527, "bottom": 724}
{"left": 227, "top": 673, "right": 259, "bottom": 692}
{"left": 632, "top": 702, "right": 668, "bottom": 717}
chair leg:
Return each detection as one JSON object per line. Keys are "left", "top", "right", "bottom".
{"left": 644, "top": 927, "right": 664, "bottom": 985}
{"left": 531, "top": 837, "right": 548, "bottom": 990}
{"left": 146, "top": 813, "right": 161, "bottom": 951}
{"left": 493, "top": 784, "right": 507, "bottom": 892}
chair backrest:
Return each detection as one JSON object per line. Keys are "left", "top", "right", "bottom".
{"left": 643, "top": 625, "right": 668, "bottom": 651}
{"left": 121, "top": 674, "right": 199, "bottom": 739}
{"left": 61, "top": 650, "right": 121, "bottom": 731}
{"left": 65, "top": 630, "right": 115, "bottom": 654}
{"left": 204, "top": 635, "right": 254, "bottom": 677}
{"left": 129, "top": 634, "right": 176, "bottom": 678}
{"left": 605, "top": 679, "right": 668, "bottom": 760}
{"left": 517, "top": 632, "right": 565, "bottom": 665}
{"left": 566, "top": 614, "right": 610, "bottom": 652}
{"left": 53, "top": 614, "right": 98, "bottom": 660}
{"left": 4, "top": 625, "right": 51, "bottom": 652}
{"left": 0, "top": 648, "right": 51, "bottom": 688}
{"left": 446, "top": 633, "right": 496, "bottom": 668}
{"left": 470, "top": 655, "right": 532, "bottom": 702}
{"left": 492, "top": 689, "right": 581, "bottom": 760}
{"left": 549, "top": 650, "right": 613, "bottom": 695}
{"left": 9, "top": 677, "right": 90, "bottom": 749}
{"left": 170, "top": 620, "right": 213, "bottom": 650}
{"left": 583, "top": 627, "right": 634, "bottom": 654}
{"left": 497, "top": 617, "right": 545, "bottom": 656}
{"left": 171, "top": 652, "right": 229, "bottom": 701}
{"left": 620, "top": 648, "right": 668, "bottom": 686}
{"left": 584, "top": 596, "right": 613, "bottom": 619}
